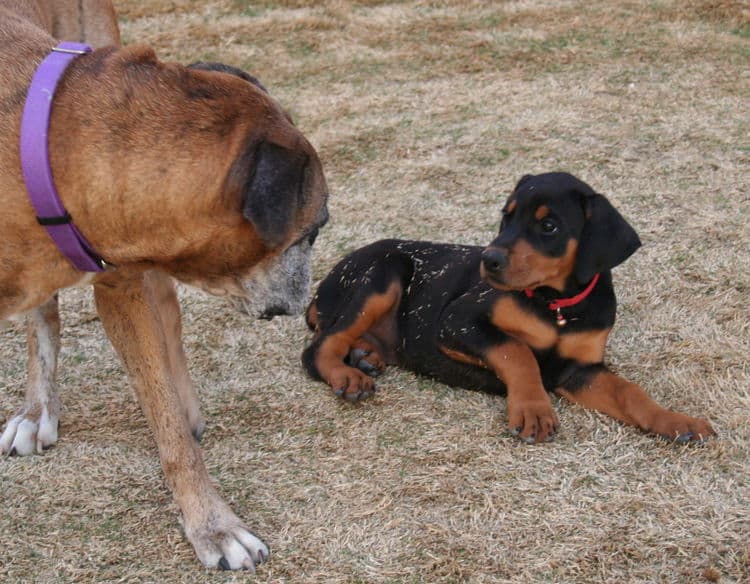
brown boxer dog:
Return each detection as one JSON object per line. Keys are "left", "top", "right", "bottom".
{"left": 0, "top": 0, "right": 328, "bottom": 571}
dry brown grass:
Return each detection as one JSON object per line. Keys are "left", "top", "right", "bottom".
{"left": 2, "top": 0, "right": 749, "bottom": 582}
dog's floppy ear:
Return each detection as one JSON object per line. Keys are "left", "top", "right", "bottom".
{"left": 236, "top": 140, "right": 308, "bottom": 249}
{"left": 575, "top": 192, "right": 641, "bottom": 283}
{"left": 187, "top": 61, "right": 268, "bottom": 93}
{"left": 513, "top": 174, "right": 534, "bottom": 192}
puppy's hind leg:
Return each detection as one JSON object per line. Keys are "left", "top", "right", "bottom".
{"left": 556, "top": 366, "right": 715, "bottom": 443}
{"left": 1, "top": 296, "right": 61, "bottom": 455}
{"left": 302, "top": 281, "right": 402, "bottom": 401}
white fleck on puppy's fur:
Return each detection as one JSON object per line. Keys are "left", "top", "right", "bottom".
{"left": 0, "top": 296, "right": 60, "bottom": 455}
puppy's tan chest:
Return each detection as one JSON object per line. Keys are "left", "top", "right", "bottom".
{"left": 489, "top": 296, "right": 611, "bottom": 365}
{"left": 490, "top": 296, "right": 559, "bottom": 350}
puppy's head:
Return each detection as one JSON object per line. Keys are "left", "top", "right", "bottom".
{"left": 480, "top": 172, "right": 640, "bottom": 292}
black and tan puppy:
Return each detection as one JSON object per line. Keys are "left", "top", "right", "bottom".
{"left": 303, "top": 172, "right": 714, "bottom": 444}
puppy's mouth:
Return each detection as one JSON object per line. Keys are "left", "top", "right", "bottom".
{"left": 480, "top": 264, "right": 538, "bottom": 292}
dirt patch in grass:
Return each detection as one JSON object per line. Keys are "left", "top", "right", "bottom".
{"left": 1, "top": 0, "right": 749, "bottom": 582}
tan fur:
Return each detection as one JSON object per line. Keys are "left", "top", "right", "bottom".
{"left": 556, "top": 328, "right": 610, "bottom": 365}
{"left": 489, "top": 295, "right": 558, "bottom": 350}
{"left": 484, "top": 343, "right": 558, "bottom": 443}
{"left": 555, "top": 371, "right": 715, "bottom": 440}
{"left": 0, "top": 0, "right": 327, "bottom": 570}
{"left": 501, "top": 239, "right": 579, "bottom": 292}
{"left": 314, "top": 282, "right": 401, "bottom": 399}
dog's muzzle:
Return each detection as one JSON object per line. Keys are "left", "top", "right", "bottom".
{"left": 230, "top": 239, "right": 313, "bottom": 319}
{"left": 480, "top": 246, "right": 511, "bottom": 286}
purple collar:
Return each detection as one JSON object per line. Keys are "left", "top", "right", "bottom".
{"left": 20, "top": 41, "right": 109, "bottom": 272}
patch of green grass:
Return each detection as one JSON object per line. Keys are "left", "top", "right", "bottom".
{"left": 95, "top": 517, "right": 124, "bottom": 538}
{"left": 283, "top": 38, "right": 318, "bottom": 59}
{"left": 475, "top": 148, "right": 510, "bottom": 167}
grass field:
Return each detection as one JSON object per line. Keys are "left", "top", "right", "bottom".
{"left": 1, "top": 0, "right": 749, "bottom": 582}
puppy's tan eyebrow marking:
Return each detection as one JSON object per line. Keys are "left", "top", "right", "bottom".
{"left": 534, "top": 205, "right": 549, "bottom": 220}
{"left": 505, "top": 200, "right": 517, "bottom": 214}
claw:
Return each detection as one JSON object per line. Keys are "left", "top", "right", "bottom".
{"left": 675, "top": 432, "right": 693, "bottom": 444}
{"left": 660, "top": 431, "right": 690, "bottom": 443}
{"left": 357, "top": 359, "right": 380, "bottom": 376}
{"left": 349, "top": 348, "right": 370, "bottom": 362}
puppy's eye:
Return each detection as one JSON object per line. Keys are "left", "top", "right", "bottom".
{"left": 499, "top": 214, "right": 510, "bottom": 233}
{"left": 540, "top": 218, "right": 558, "bottom": 234}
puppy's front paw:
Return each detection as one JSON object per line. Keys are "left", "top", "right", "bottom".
{"left": 0, "top": 403, "right": 59, "bottom": 456}
{"left": 326, "top": 365, "right": 376, "bottom": 401}
{"left": 184, "top": 496, "right": 269, "bottom": 571}
{"left": 347, "top": 338, "right": 387, "bottom": 378}
{"left": 647, "top": 410, "right": 715, "bottom": 443}
{"left": 507, "top": 397, "right": 559, "bottom": 444}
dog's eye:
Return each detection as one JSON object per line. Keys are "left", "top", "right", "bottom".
{"left": 540, "top": 218, "right": 558, "bottom": 234}
{"left": 500, "top": 209, "right": 513, "bottom": 233}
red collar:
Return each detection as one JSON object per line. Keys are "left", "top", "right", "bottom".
{"left": 524, "top": 273, "right": 600, "bottom": 327}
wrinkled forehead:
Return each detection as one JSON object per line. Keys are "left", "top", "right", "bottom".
{"left": 503, "top": 188, "right": 553, "bottom": 217}
{"left": 506, "top": 178, "right": 587, "bottom": 217}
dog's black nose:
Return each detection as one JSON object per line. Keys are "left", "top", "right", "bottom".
{"left": 481, "top": 247, "right": 509, "bottom": 274}
{"left": 259, "top": 305, "right": 289, "bottom": 320}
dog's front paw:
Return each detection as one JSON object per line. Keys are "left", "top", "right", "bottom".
{"left": 507, "top": 397, "right": 559, "bottom": 444}
{"left": 184, "top": 496, "right": 269, "bottom": 571}
{"left": 326, "top": 365, "right": 376, "bottom": 401}
{"left": 0, "top": 403, "right": 59, "bottom": 456}
{"left": 347, "top": 337, "right": 387, "bottom": 378}
{"left": 647, "top": 410, "right": 715, "bottom": 443}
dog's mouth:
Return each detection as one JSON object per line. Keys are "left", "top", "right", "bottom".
{"left": 228, "top": 295, "right": 302, "bottom": 320}
{"left": 259, "top": 304, "right": 292, "bottom": 320}
{"left": 480, "top": 264, "right": 539, "bottom": 292}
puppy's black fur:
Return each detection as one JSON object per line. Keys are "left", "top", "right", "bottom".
{"left": 302, "top": 172, "right": 714, "bottom": 444}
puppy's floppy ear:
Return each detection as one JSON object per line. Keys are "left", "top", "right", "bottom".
{"left": 575, "top": 192, "right": 641, "bottom": 283}
{"left": 233, "top": 140, "right": 308, "bottom": 249}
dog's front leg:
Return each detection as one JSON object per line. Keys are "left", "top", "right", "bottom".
{"left": 0, "top": 296, "right": 61, "bottom": 455}
{"left": 94, "top": 271, "right": 268, "bottom": 570}
{"left": 146, "top": 271, "right": 205, "bottom": 442}
{"left": 483, "top": 341, "right": 559, "bottom": 443}
{"left": 556, "top": 366, "right": 715, "bottom": 443}
{"left": 439, "top": 299, "right": 559, "bottom": 443}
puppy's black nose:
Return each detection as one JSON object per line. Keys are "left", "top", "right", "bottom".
{"left": 481, "top": 247, "right": 509, "bottom": 274}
